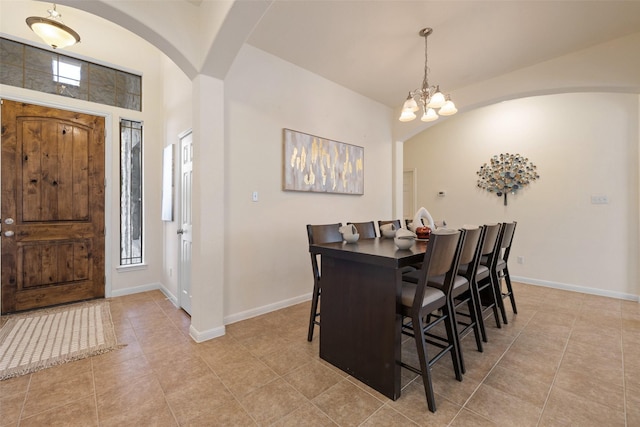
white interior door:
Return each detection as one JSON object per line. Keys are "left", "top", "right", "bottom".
{"left": 178, "top": 131, "right": 193, "bottom": 314}
{"left": 403, "top": 169, "right": 417, "bottom": 220}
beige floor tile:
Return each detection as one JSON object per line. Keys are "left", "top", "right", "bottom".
{"left": 359, "top": 404, "right": 420, "bottom": 426}
{"left": 284, "top": 359, "right": 346, "bottom": 399}
{"left": 497, "top": 343, "right": 561, "bottom": 384}
{"left": 0, "top": 391, "right": 26, "bottom": 426}
{"left": 0, "top": 374, "right": 30, "bottom": 396}
{"left": 96, "top": 373, "right": 176, "bottom": 426}
{"left": 312, "top": 379, "right": 384, "bottom": 427}
{"left": 196, "top": 335, "right": 250, "bottom": 368}
{"left": 625, "top": 370, "right": 640, "bottom": 404}
{"left": 19, "top": 396, "right": 98, "bottom": 427}
{"left": 269, "top": 401, "right": 337, "bottom": 427}
{"left": 238, "top": 332, "right": 296, "bottom": 358}
{"left": 164, "top": 372, "right": 236, "bottom": 425}
{"left": 539, "top": 387, "right": 625, "bottom": 427}
{"left": 482, "top": 365, "right": 551, "bottom": 408}
{"left": 214, "top": 353, "right": 280, "bottom": 397}
{"left": 449, "top": 409, "right": 497, "bottom": 426}
{"left": 22, "top": 369, "right": 94, "bottom": 418}
{"left": 388, "top": 381, "right": 461, "bottom": 426}
{"left": 90, "top": 337, "right": 144, "bottom": 368}
{"left": 346, "top": 376, "right": 390, "bottom": 404}
{"left": 465, "top": 383, "right": 542, "bottom": 427}
{"left": 149, "top": 351, "right": 214, "bottom": 394}
{"left": 239, "top": 377, "right": 308, "bottom": 425}
{"left": 261, "top": 342, "right": 314, "bottom": 376}
{"left": 93, "top": 354, "right": 154, "bottom": 395}
{"left": 429, "top": 366, "right": 482, "bottom": 407}
{"left": 182, "top": 399, "right": 256, "bottom": 426}
{"left": 627, "top": 397, "right": 640, "bottom": 427}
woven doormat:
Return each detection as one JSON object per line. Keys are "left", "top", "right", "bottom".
{"left": 0, "top": 299, "right": 122, "bottom": 380}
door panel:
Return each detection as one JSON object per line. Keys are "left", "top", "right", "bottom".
{"left": 179, "top": 131, "right": 193, "bottom": 315}
{"left": 1, "top": 100, "right": 105, "bottom": 313}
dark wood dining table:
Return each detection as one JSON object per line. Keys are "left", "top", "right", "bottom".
{"left": 309, "top": 237, "right": 427, "bottom": 400}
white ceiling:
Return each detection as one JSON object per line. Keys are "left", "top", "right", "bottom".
{"left": 246, "top": 1, "right": 640, "bottom": 108}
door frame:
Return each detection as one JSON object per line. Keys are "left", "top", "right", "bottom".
{"left": 0, "top": 95, "right": 113, "bottom": 301}
{"left": 403, "top": 168, "right": 417, "bottom": 220}
{"left": 177, "top": 128, "right": 192, "bottom": 314}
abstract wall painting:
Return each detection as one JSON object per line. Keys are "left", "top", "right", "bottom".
{"left": 283, "top": 129, "right": 364, "bottom": 195}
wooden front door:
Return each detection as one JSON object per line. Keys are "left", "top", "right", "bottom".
{"left": 1, "top": 100, "right": 105, "bottom": 314}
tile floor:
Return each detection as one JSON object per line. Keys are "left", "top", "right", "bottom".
{"left": 1, "top": 282, "right": 638, "bottom": 426}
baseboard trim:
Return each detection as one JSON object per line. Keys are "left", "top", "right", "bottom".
{"left": 189, "top": 324, "right": 226, "bottom": 343}
{"left": 110, "top": 282, "right": 179, "bottom": 306}
{"left": 512, "top": 276, "right": 639, "bottom": 302}
{"left": 224, "top": 293, "right": 312, "bottom": 325}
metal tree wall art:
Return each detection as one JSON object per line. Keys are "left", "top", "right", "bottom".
{"left": 476, "top": 153, "right": 539, "bottom": 205}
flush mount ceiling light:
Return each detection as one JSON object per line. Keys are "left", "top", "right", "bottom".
{"left": 399, "top": 28, "right": 457, "bottom": 123}
{"left": 26, "top": 3, "right": 80, "bottom": 49}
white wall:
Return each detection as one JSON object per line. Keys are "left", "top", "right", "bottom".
{"left": 223, "top": 45, "right": 394, "bottom": 319}
{"left": 160, "top": 56, "right": 193, "bottom": 301}
{"left": 404, "top": 92, "right": 639, "bottom": 299}
{"left": 0, "top": 2, "right": 167, "bottom": 298}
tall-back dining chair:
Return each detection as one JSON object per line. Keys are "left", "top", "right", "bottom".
{"left": 306, "top": 223, "right": 342, "bottom": 342}
{"left": 475, "top": 223, "right": 503, "bottom": 342}
{"left": 492, "top": 221, "right": 518, "bottom": 324}
{"left": 347, "top": 221, "right": 377, "bottom": 239}
{"left": 451, "top": 226, "right": 486, "bottom": 372}
{"left": 397, "top": 228, "right": 464, "bottom": 412}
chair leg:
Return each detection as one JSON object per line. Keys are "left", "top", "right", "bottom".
{"left": 478, "top": 277, "right": 502, "bottom": 333}
{"left": 471, "top": 281, "right": 489, "bottom": 343}
{"left": 466, "top": 294, "right": 484, "bottom": 353}
{"left": 448, "top": 301, "right": 466, "bottom": 375}
{"left": 504, "top": 268, "right": 518, "bottom": 314}
{"left": 492, "top": 270, "right": 509, "bottom": 325}
{"left": 412, "top": 314, "right": 438, "bottom": 412}
{"left": 443, "top": 303, "right": 464, "bottom": 382}
{"left": 307, "top": 281, "right": 320, "bottom": 342}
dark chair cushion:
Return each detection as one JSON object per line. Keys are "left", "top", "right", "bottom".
{"left": 400, "top": 282, "right": 445, "bottom": 310}
{"left": 475, "top": 265, "right": 489, "bottom": 281}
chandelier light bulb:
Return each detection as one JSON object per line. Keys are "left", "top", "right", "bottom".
{"left": 427, "top": 89, "right": 446, "bottom": 109}
{"left": 439, "top": 99, "right": 458, "bottom": 116}
{"left": 402, "top": 96, "right": 419, "bottom": 112}
{"left": 421, "top": 108, "right": 438, "bottom": 122}
{"left": 399, "top": 109, "right": 417, "bottom": 122}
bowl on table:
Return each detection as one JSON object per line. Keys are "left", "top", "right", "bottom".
{"left": 380, "top": 223, "right": 397, "bottom": 238}
{"left": 394, "top": 228, "right": 416, "bottom": 249}
{"left": 343, "top": 233, "right": 360, "bottom": 244}
{"left": 394, "top": 237, "right": 414, "bottom": 250}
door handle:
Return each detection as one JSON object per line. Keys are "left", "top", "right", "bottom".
{"left": 177, "top": 229, "right": 184, "bottom": 235}
{"left": 3, "top": 231, "right": 15, "bottom": 237}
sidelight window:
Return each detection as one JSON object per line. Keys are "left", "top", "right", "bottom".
{"left": 120, "top": 119, "right": 143, "bottom": 265}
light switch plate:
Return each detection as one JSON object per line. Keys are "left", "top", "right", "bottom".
{"left": 590, "top": 195, "right": 608, "bottom": 204}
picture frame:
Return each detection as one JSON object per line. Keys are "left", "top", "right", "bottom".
{"left": 283, "top": 129, "right": 364, "bottom": 195}
{"left": 161, "top": 144, "right": 173, "bottom": 221}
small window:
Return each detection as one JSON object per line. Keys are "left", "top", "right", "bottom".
{"left": 52, "top": 58, "right": 81, "bottom": 86}
{"left": 120, "top": 119, "right": 143, "bottom": 265}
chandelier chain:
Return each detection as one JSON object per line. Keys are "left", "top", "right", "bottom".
{"left": 422, "top": 32, "right": 429, "bottom": 100}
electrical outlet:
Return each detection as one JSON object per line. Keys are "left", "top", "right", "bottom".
{"left": 591, "top": 195, "right": 608, "bottom": 204}
{"left": 252, "top": 191, "right": 259, "bottom": 202}
{"left": 517, "top": 256, "right": 524, "bottom": 264}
